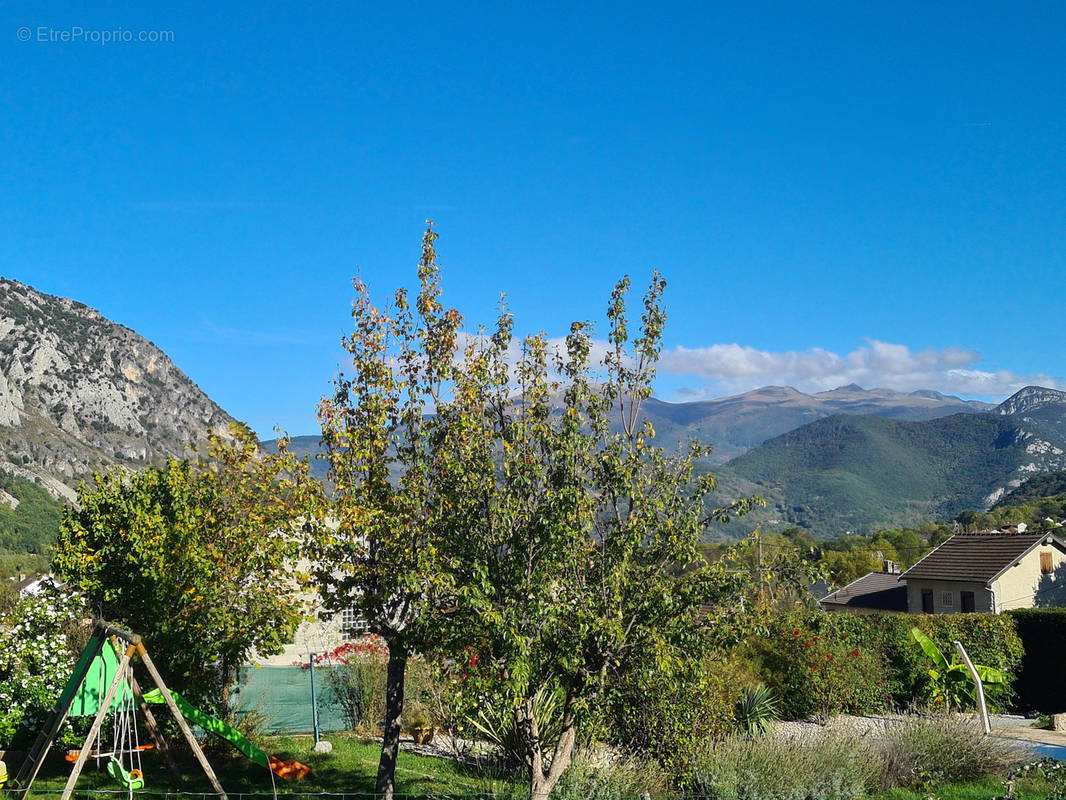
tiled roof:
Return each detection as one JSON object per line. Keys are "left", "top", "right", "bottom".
{"left": 900, "top": 533, "right": 1058, "bottom": 584}
{"left": 820, "top": 571, "right": 907, "bottom": 611}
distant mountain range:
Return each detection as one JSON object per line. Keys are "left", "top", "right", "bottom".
{"left": 5, "top": 276, "right": 1066, "bottom": 556}
{"left": 637, "top": 384, "right": 990, "bottom": 463}
{"left": 712, "top": 386, "right": 1066, "bottom": 538}
{"left": 261, "top": 385, "right": 992, "bottom": 482}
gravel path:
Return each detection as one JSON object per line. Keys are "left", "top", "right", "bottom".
{"left": 772, "top": 712, "right": 1061, "bottom": 752}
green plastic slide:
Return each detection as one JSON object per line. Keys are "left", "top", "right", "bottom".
{"left": 142, "top": 689, "right": 269, "bottom": 769}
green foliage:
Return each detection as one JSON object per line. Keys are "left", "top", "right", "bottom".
{"left": 747, "top": 612, "right": 1022, "bottom": 717}
{"left": 910, "top": 627, "right": 1008, "bottom": 710}
{"left": 0, "top": 472, "right": 64, "bottom": 561}
{"left": 53, "top": 422, "right": 319, "bottom": 715}
{"left": 735, "top": 683, "right": 779, "bottom": 736}
{"left": 994, "top": 470, "right": 1066, "bottom": 508}
{"left": 748, "top": 616, "right": 892, "bottom": 719}
{"left": 604, "top": 652, "right": 750, "bottom": 778}
{"left": 723, "top": 412, "right": 1034, "bottom": 534}
{"left": 0, "top": 584, "right": 87, "bottom": 748}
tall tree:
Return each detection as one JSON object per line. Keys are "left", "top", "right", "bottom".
{"left": 310, "top": 224, "right": 461, "bottom": 800}
{"left": 310, "top": 226, "right": 758, "bottom": 799}
{"left": 53, "top": 422, "right": 319, "bottom": 715}
{"left": 437, "top": 275, "right": 760, "bottom": 799}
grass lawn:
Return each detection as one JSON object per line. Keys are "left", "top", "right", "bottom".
{"left": 22, "top": 734, "right": 522, "bottom": 798}
{"left": 19, "top": 734, "right": 1060, "bottom": 799}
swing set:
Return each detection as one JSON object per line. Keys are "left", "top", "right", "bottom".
{"left": 9, "top": 620, "right": 309, "bottom": 800}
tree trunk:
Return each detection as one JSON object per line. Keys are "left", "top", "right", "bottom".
{"left": 376, "top": 642, "right": 408, "bottom": 800}
{"left": 526, "top": 695, "right": 577, "bottom": 800}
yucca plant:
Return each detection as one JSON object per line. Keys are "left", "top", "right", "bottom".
{"left": 735, "top": 683, "right": 779, "bottom": 736}
{"left": 467, "top": 685, "right": 565, "bottom": 771}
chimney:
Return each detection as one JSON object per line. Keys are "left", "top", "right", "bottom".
{"left": 883, "top": 560, "right": 900, "bottom": 575}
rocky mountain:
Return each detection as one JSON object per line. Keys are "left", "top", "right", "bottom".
{"left": 638, "top": 384, "right": 989, "bottom": 462}
{"left": 713, "top": 386, "right": 1066, "bottom": 537}
{"left": 0, "top": 278, "right": 233, "bottom": 503}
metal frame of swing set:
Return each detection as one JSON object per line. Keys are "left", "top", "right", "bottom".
{"left": 9, "top": 620, "right": 230, "bottom": 800}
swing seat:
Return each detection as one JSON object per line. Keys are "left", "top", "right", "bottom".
{"left": 107, "top": 758, "right": 144, "bottom": 790}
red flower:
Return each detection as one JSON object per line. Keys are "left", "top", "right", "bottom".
{"left": 793, "top": 629, "right": 800, "bottom": 636}
{"left": 844, "top": 633, "right": 850, "bottom": 639}
{"left": 812, "top": 666, "right": 819, "bottom": 672}
{"left": 853, "top": 649, "right": 860, "bottom": 656}
{"left": 877, "top": 680, "right": 883, "bottom": 685}
{"left": 805, "top": 642, "right": 811, "bottom": 647}
{"left": 826, "top": 654, "right": 832, "bottom": 660}
{"left": 813, "top": 636, "right": 819, "bottom": 641}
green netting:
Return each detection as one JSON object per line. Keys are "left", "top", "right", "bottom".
{"left": 233, "top": 665, "right": 349, "bottom": 735}
{"left": 69, "top": 641, "right": 135, "bottom": 717}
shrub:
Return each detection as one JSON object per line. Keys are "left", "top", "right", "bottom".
{"left": 322, "top": 635, "right": 388, "bottom": 733}
{"left": 875, "top": 714, "right": 1024, "bottom": 790}
{"left": 0, "top": 584, "right": 87, "bottom": 748}
{"left": 748, "top": 617, "right": 891, "bottom": 719}
{"left": 686, "top": 732, "right": 876, "bottom": 799}
{"left": 746, "top": 612, "right": 1022, "bottom": 716}
{"left": 606, "top": 654, "right": 749, "bottom": 777}
{"left": 551, "top": 748, "right": 670, "bottom": 799}
{"left": 467, "top": 685, "right": 565, "bottom": 773}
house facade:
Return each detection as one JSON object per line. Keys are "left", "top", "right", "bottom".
{"left": 900, "top": 532, "right": 1066, "bottom": 614}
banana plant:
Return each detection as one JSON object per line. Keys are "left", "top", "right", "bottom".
{"left": 910, "top": 627, "right": 1009, "bottom": 710}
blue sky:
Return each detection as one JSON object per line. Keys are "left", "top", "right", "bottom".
{"left": 3, "top": 1, "right": 1065, "bottom": 435}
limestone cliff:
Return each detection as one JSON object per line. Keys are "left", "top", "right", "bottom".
{"left": 0, "top": 278, "right": 233, "bottom": 501}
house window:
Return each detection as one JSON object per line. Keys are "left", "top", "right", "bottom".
{"left": 1041, "top": 551, "right": 1053, "bottom": 575}
{"left": 961, "top": 591, "right": 975, "bottom": 613}
{"left": 942, "top": 591, "right": 953, "bottom": 609}
{"left": 921, "top": 589, "right": 933, "bottom": 613}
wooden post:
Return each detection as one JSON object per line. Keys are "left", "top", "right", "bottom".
{"left": 59, "top": 644, "right": 136, "bottom": 800}
{"left": 136, "top": 642, "right": 228, "bottom": 800}
{"left": 12, "top": 632, "right": 107, "bottom": 792}
{"left": 955, "top": 640, "right": 991, "bottom": 735}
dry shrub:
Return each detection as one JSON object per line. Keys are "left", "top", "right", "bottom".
{"left": 687, "top": 732, "right": 875, "bottom": 799}
{"left": 875, "top": 714, "right": 1024, "bottom": 790}
{"left": 552, "top": 748, "right": 670, "bottom": 799}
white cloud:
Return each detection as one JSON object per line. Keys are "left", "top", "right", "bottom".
{"left": 657, "top": 339, "right": 1064, "bottom": 400}
{"left": 450, "top": 331, "right": 1061, "bottom": 403}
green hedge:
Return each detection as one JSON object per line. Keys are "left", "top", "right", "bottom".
{"left": 1007, "top": 608, "right": 1066, "bottom": 713}
{"left": 746, "top": 612, "right": 1022, "bottom": 719}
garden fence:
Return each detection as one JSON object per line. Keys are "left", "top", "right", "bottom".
{"left": 232, "top": 665, "right": 349, "bottom": 735}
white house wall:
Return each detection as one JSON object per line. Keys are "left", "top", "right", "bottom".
{"left": 990, "top": 543, "right": 1066, "bottom": 612}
